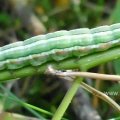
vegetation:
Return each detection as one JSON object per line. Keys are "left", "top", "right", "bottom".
{"left": 0, "top": 0, "right": 120, "bottom": 120}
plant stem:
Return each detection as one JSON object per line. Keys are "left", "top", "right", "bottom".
{"left": 52, "top": 77, "right": 83, "bottom": 120}
{"left": 53, "top": 71, "right": 120, "bottom": 81}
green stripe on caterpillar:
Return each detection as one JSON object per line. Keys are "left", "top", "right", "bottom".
{"left": 0, "top": 23, "right": 120, "bottom": 53}
{"left": 0, "top": 23, "right": 120, "bottom": 70}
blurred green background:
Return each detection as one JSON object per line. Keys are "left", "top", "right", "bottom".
{"left": 0, "top": 0, "right": 120, "bottom": 120}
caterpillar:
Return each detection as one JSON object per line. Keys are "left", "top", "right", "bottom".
{"left": 0, "top": 23, "right": 120, "bottom": 71}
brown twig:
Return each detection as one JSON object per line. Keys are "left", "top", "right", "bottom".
{"left": 47, "top": 66, "right": 120, "bottom": 81}
{"left": 47, "top": 66, "right": 120, "bottom": 113}
{"left": 81, "top": 82, "right": 120, "bottom": 112}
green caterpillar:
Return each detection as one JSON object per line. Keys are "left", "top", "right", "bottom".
{"left": 0, "top": 23, "right": 120, "bottom": 70}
